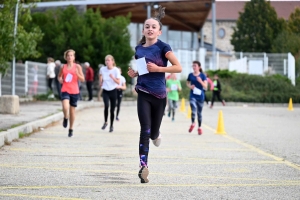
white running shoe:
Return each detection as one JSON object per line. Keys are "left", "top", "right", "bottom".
{"left": 152, "top": 135, "right": 161, "bottom": 147}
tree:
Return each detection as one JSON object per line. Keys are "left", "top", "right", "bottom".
{"left": 231, "top": 0, "right": 285, "bottom": 53}
{"left": 23, "top": 6, "right": 134, "bottom": 77}
{"left": 0, "top": 0, "right": 43, "bottom": 74}
{"left": 272, "top": 7, "right": 300, "bottom": 77}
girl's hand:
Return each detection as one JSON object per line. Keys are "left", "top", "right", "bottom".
{"left": 109, "top": 74, "right": 114, "bottom": 79}
{"left": 196, "top": 76, "right": 202, "bottom": 83}
{"left": 190, "top": 84, "right": 195, "bottom": 90}
{"left": 58, "top": 77, "right": 63, "bottom": 84}
{"left": 128, "top": 67, "right": 138, "bottom": 78}
{"left": 147, "top": 62, "right": 159, "bottom": 72}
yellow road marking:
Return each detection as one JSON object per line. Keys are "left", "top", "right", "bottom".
{"left": 0, "top": 193, "right": 87, "bottom": 200}
{"left": 0, "top": 164, "right": 298, "bottom": 182}
{"left": 202, "top": 124, "right": 300, "bottom": 171}
{"left": 0, "top": 160, "right": 285, "bottom": 166}
{"left": 2, "top": 182, "right": 300, "bottom": 190}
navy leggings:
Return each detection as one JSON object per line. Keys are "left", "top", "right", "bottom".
{"left": 137, "top": 91, "right": 166, "bottom": 167}
{"left": 190, "top": 98, "right": 204, "bottom": 127}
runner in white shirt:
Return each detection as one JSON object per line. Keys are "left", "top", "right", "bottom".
{"left": 99, "top": 55, "right": 121, "bottom": 132}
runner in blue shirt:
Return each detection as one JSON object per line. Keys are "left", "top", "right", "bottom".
{"left": 128, "top": 6, "right": 182, "bottom": 184}
{"left": 186, "top": 61, "right": 207, "bottom": 135}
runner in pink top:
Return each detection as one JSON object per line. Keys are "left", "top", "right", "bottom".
{"left": 204, "top": 73, "right": 213, "bottom": 105}
{"left": 58, "top": 49, "right": 85, "bottom": 137}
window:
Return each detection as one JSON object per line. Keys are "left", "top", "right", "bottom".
{"left": 218, "top": 28, "right": 226, "bottom": 39}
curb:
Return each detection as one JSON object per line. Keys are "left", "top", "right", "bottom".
{"left": 0, "top": 101, "right": 103, "bottom": 148}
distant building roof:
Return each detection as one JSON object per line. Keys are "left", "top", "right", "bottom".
{"left": 206, "top": 1, "right": 300, "bottom": 21}
{"left": 27, "top": 0, "right": 212, "bottom": 32}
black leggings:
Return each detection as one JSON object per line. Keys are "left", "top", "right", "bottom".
{"left": 138, "top": 91, "right": 166, "bottom": 167}
{"left": 86, "top": 81, "right": 93, "bottom": 101}
{"left": 102, "top": 89, "right": 117, "bottom": 128}
{"left": 116, "top": 90, "right": 123, "bottom": 117}
{"left": 48, "top": 78, "right": 54, "bottom": 92}
{"left": 211, "top": 91, "right": 223, "bottom": 106}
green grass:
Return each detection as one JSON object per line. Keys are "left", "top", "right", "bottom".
{"left": 10, "top": 123, "right": 25, "bottom": 129}
{"left": 19, "top": 132, "right": 31, "bottom": 138}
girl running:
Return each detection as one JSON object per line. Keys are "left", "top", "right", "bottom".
{"left": 186, "top": 61, "right": 207, "bottom": 135}
{"left": 58, "top": 49, "right": 85, "bottom": 137}
{"left": 99, "top": 55, "right": 120, "bottom": 133}
{"left": 166, "top": 73, "right": 181, "bottom": 121}
{"left": 127, "top": 6, "right": 182, "bottom": 183}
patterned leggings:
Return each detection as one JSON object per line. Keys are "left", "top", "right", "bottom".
{"left": 190, "top": 98, "right": 204, "bottom": 127}
{"left": 137, "top": 91, "right": 166, "bottom": 167}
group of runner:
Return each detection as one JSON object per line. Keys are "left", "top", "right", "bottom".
{"left": 57, "top": 5, "right": 225, "bottom": 184}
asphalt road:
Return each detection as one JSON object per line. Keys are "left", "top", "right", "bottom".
{"left": 0, "top": 103, "right": 299, "bottom": 200}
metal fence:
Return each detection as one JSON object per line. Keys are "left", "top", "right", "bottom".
{"left": 0, "top": 61, "right": 101, "bottom": 97}
{"left": 170, "top": 49, "right": 296, "bottom": 85}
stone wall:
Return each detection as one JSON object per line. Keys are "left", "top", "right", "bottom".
{"left": 202, "top": 20, "right": 236, "bottom": 53}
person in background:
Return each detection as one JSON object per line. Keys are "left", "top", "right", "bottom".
{"left": 47, "top": 57, "right": 56, "bottom": 98}
{"left": 58, "top": 49, "right": 85, "bottom": 137}
{"left": 55, "top": 60, "right": 62, "bottom": 100}
{"left": 186, "top": 61, "right": 207, "bottom": 135}
{"left": 29, "top": 65, "right": 38, "bottom": 95}
{"left": 166, "top": 73, "right": 181, "bottom": 121}
{"left": 204, "top": 72, "right": 213, "bottom": 105}
{"left": 210, "top": 74, "right": 226, "bottom": 108}
{"left": 115, "top": 67, "right": 126, "bottom": 121}
{"left": 84, "top": 62, "right": 94, "bottom": 101}
{"left": 99, "top": 55, "right": 120, "bottom": 133}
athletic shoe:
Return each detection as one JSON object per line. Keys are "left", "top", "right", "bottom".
{"left": 222, "top": 100, "right": 226, "bottom": 106}
{"left": 198, "top": 127, "right": 203, "bottom": 135}
{"left": 168, "top": 112, "right": 171, "bottom": 117}
{"left": 68, "top": 129, "right": 73, "bottom": 137}
{"left": 101, "top": 123, "right": 108, "bottom": 130}
{"left": 138, "top": 166, "right": 149, "bottom": 183}
{"left": 63, "top": 118, "right": 68, "bottom": 128}
{"left": 188, "top": 123, "right": 195, "bottom": 133}
{"left": 109, "top": 126, "right": 113, "bottom": 132}
{"left": 172, "top": 117, "right": 174, "bottom": 121}
{"left": 116, "top": 116, "right": 119, "bottom": 121}
{"left": 210, "top": 105, "right": 213, "bottom": 109}
{"left": 152, "top": 135, "right": 161, "bottom": 147}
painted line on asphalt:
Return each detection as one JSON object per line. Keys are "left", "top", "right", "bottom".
{"left": 8, "top": 147, "right": 252, "bottom": 153}
{"left": 0, "top": 160, "right": 284, "bottom": 166}
{"left": 0, "top": 164, "right": 297, "bottom": 182}
{"left": 202, "top": 124, "right": 300, "bottom": 171}
{"left": 1, "top": 181, "right": 300, "bottom": 190}
{"left": 0, "top": 193, "right": 86, "bottom": 200}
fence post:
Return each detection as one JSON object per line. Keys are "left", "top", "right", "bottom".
{"left": 288, "top": 53, "right": 295, "bottom": 86}
{"left": 25, "top": 61, "right": 28, "bottom": 95}
{"left": 0, "top": 73, "right": 1, "bottom": 96}
{"left": 263, "top": 53, "right": 268, "bottom": 74}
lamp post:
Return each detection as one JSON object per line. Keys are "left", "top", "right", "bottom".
{"left": 11, "top": 0, "right": 20, "bottom": 95}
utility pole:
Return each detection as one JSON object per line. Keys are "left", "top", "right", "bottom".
{"left": 212, "top": 0, "right": 216, "bottom": 70}
{"left": 11, "top": 0, "right": 20, "bottom": 95}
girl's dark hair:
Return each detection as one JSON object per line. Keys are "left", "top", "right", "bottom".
{"left": 139, "top": 5, "right": 166, "bottom": 45}
{"left": 193, "top": 61, "right": 203, "bottom": 72}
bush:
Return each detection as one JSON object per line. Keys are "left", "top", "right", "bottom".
{"left": 179, "top": 70, "right": 300, "bottom": 103}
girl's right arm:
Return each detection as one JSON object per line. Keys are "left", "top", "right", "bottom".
{"left": 99, "top": 74, "right": 103, "bottom": 88}
{"left": 58, "top": 66, "right": 63, "bottom": 84}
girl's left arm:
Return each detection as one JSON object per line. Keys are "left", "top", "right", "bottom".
{"left": 76, "top": 64, "right": 85, "bottom": 82}
{"left": 147, "top": 52, "right": 182, "bottom": 73}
